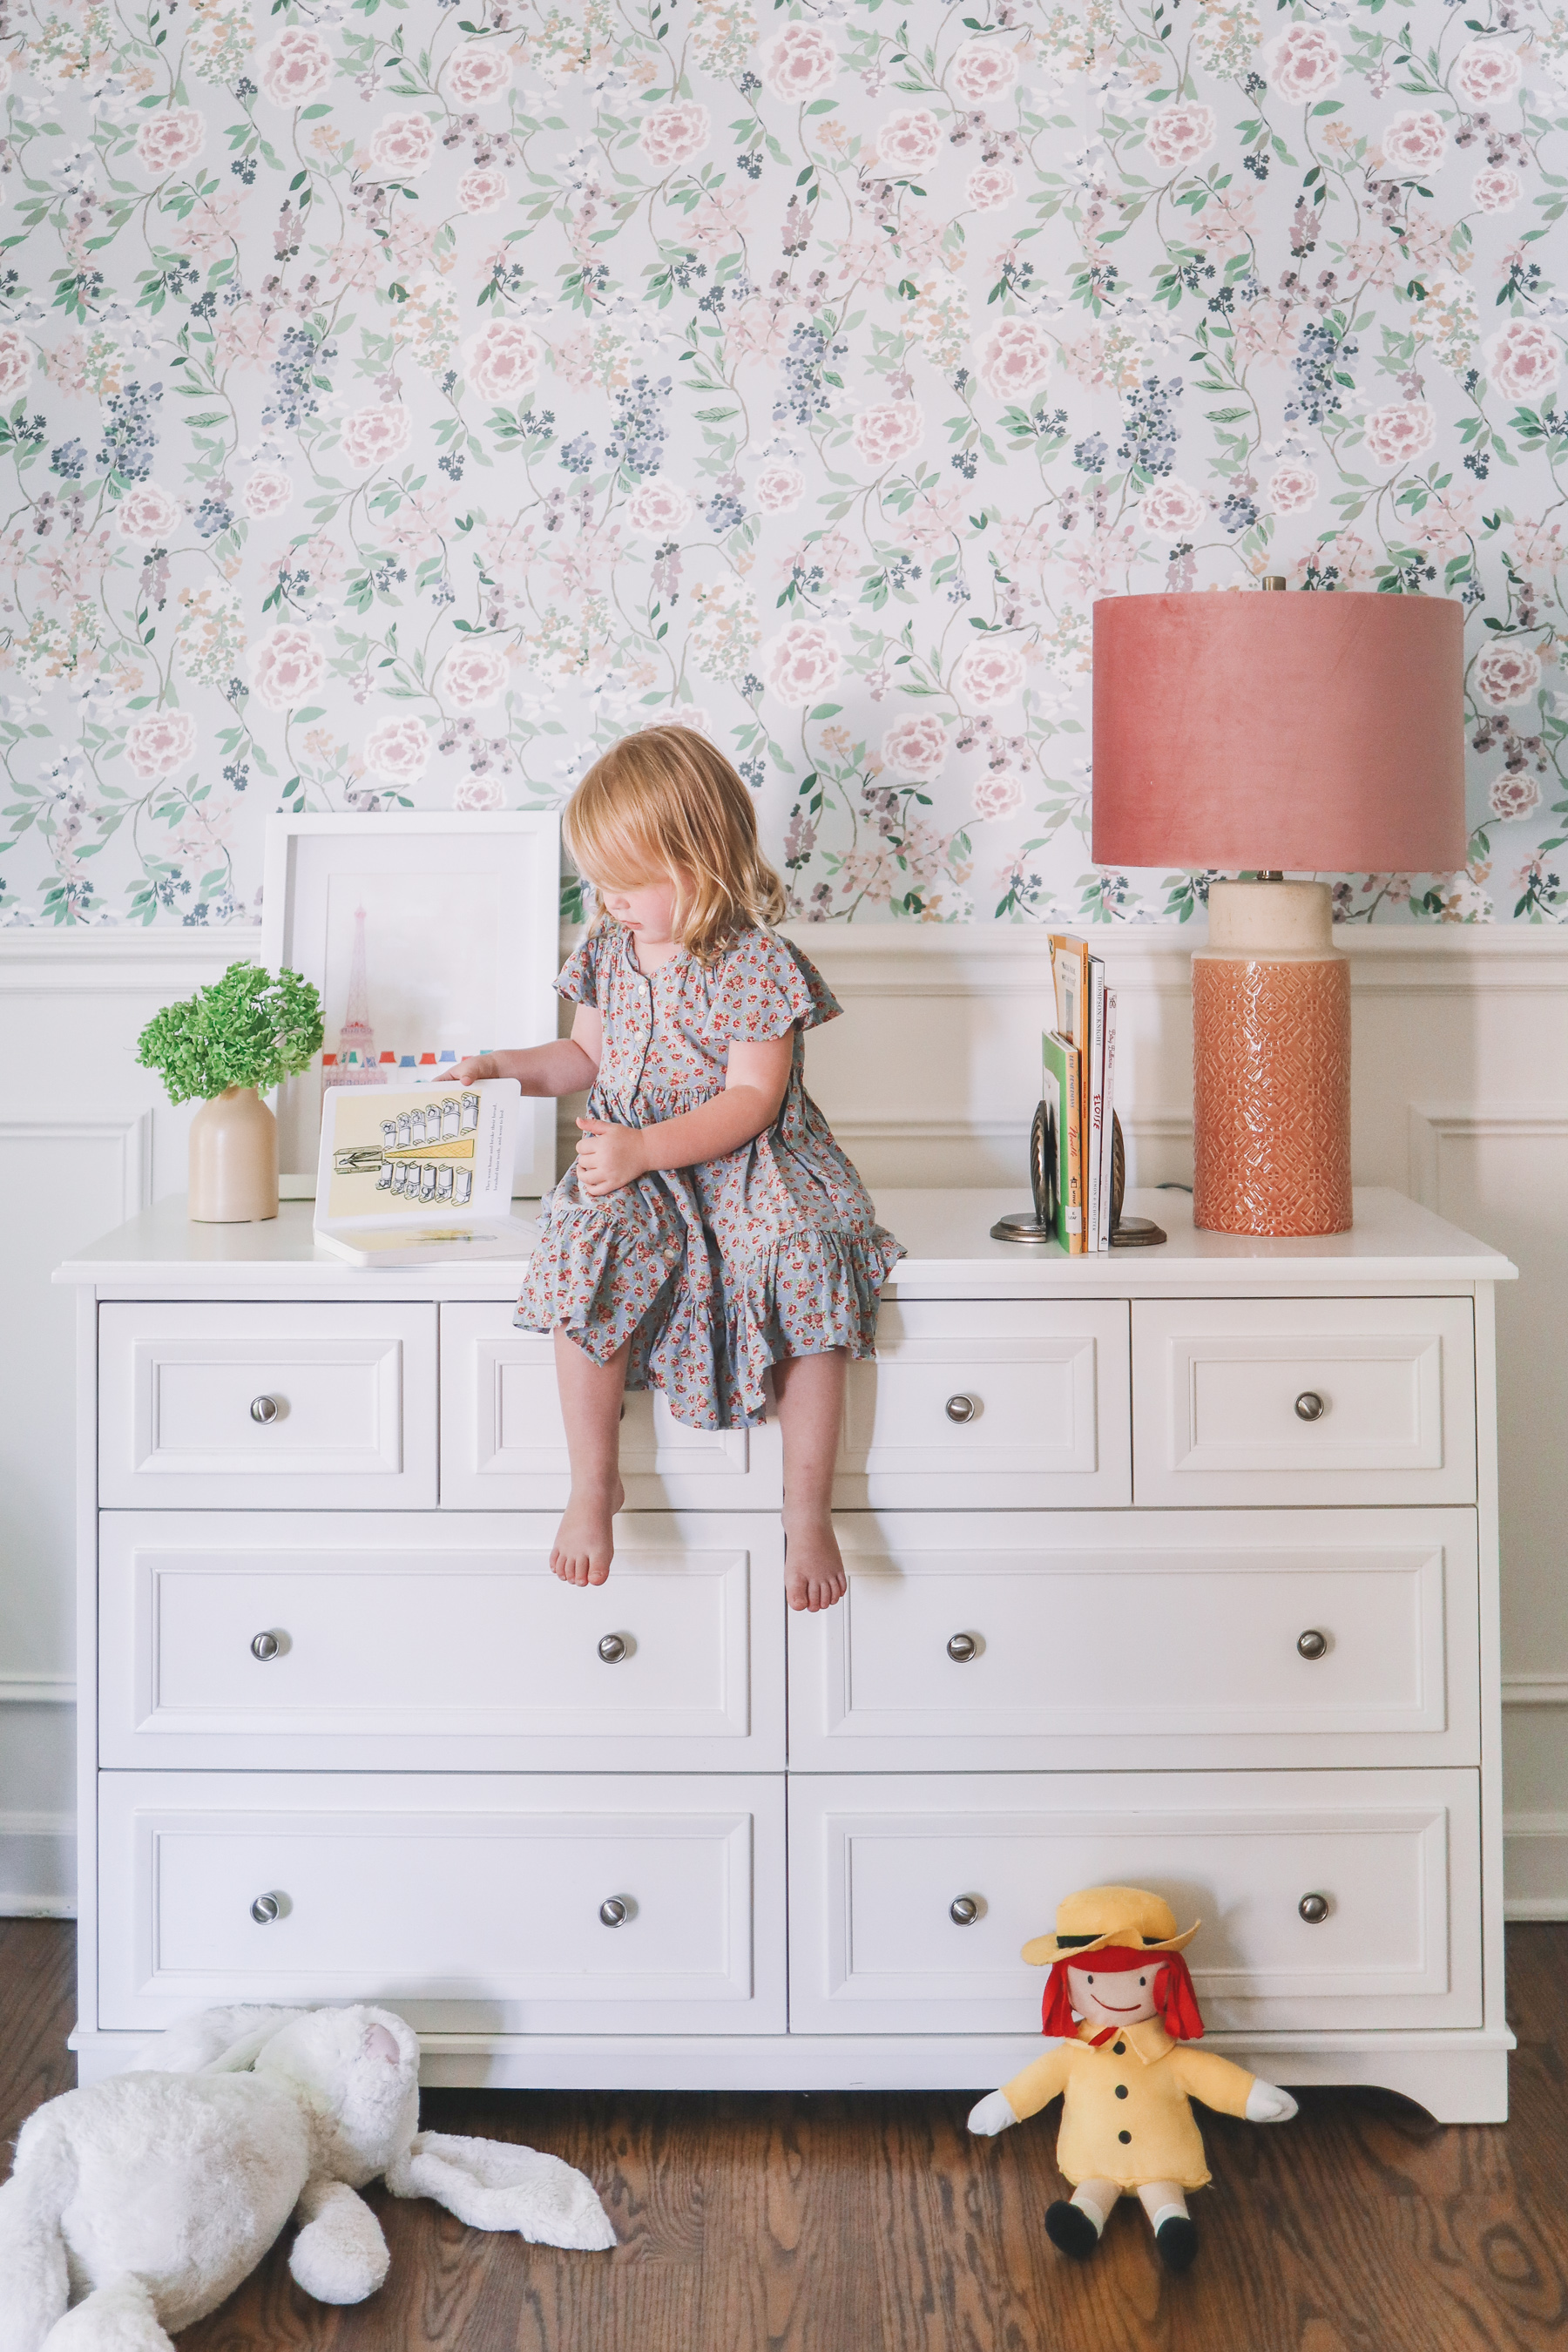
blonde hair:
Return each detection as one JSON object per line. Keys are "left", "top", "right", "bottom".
{"left": 564, "top": 727, "right": 787, "bottom": 963}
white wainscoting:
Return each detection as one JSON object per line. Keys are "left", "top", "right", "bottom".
{"left": 3, "top": 923, "right": 1566, "bottom": 1916}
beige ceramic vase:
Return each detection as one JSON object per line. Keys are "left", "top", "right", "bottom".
{"left": 188, "top": 1085, "right": 279, "bottom": 1223}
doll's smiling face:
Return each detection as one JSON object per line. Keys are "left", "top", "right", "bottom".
{"left": 1066, "top": 1963, "right": 1163, "bottom": 2028}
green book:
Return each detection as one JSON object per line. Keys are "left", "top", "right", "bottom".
{"left": 1041, "top": 1030, "right": 1084, "bottom": 1254}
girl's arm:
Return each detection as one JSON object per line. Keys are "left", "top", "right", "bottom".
{"left": 453, "top": 1007, "right": 602, "bottom": 1097}
{"left": 576, "top": 1035, "right": 793, "bottom": 1197}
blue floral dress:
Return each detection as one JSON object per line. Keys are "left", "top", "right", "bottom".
{"left": 516, "top": 923, "right": 904, "bottom": 1431}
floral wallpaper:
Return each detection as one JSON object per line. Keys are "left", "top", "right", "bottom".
{"left": 1, "top": 0, "right": 1565, "bottom": 927}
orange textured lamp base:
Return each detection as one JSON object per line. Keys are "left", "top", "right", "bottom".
{"left": 1192, "top": 882, "right": 1352, "bottom": 1238}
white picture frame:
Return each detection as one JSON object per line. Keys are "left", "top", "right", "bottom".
{"left": 260, "top": 811, "right": 561, "bottom": 1198}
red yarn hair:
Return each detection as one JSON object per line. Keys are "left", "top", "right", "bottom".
{"left": 1040, "top": 1945, "right": 1205, "bottom": 2043}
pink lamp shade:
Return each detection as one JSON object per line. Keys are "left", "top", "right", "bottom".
{"left": 1091, "top": 592, "right": 1466, "bottom": 874}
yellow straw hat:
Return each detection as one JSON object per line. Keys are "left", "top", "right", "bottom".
{"left": 1021, "top": 1883, "right": 1201, "bottom": 1968}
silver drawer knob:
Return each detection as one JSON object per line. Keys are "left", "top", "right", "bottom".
{"left": 945, "top": 1394, "right": 977, "bottom": 1424}
{"left": 1298, "top": 1892, "right": 1330, "bottom": 1924}
{"left": 250, "top": 1893, "right": 282, "bottom": 1925}
{"left": 598, "top": 1633, "right": 627, "bottom": 1665}
{"left": 1294, "top": 1390, "right": 1326, "bottom": 1423}
{"left": 250, "top": 1631, "right": 281, "bottom": 1662}
{"left": 250, "top": 1395, "right": 280, "bottom": 1425}
{"left": 1296, "top": 1629, "right": 1328, "bottom": 1661}
{"left": 946, "top": 1632, "right": 978, "bottom": 1664}
{"left": 599, "top": 1896, "right": 630, "bottom": 1928}
{"left": 950, "top": 1896, "right": 982, "bottom": 1927}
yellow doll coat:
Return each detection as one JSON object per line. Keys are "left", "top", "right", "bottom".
{"left": 1001, "top": 2018, "right": 1257, "bottom": 2191}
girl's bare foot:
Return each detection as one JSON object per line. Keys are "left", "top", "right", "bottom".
{"left": 785, "top": 1517, "right": 848, "bottom": 1612}
{"left": 551, "top": 1476, "right": 624, "bottom": 1585}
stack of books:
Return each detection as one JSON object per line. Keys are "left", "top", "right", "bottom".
{"left": 1042, "top": 934, "right": 1118, "bottom": 1254}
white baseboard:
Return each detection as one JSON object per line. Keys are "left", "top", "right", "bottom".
{"left": 1503, "top": 1811, "right": 1568, "bottom": 1919}
{"left": 0, "top": 1812, "right": 77, "bottom": 1917}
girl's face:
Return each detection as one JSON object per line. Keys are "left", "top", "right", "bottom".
{"left": 597, "top": 874, "right": 681, "bottom": 945}
{"left": 1066, "top": 1963, "right": 1163, "bottom": 2029}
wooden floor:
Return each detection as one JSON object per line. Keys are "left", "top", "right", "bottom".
{"left": 4, "top": 1922, "right": 1568, "bottom": 2351}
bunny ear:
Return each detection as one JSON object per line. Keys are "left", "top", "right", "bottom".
{"left": 126, "top": 2004, "right": 303, "bottom": 2077}
{"left": 385, "top": 2132, "right": 615, "bottom": 2252}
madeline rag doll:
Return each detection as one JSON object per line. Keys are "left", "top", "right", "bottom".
{"left": 968, "top": 1885, "right": 1298, "bottom": 2274}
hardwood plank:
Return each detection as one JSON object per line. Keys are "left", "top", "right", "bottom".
{"left": 3, "top": 1924, "right": 1566, "bottom": 2351}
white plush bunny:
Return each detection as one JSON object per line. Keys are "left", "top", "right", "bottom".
{"left": 0, "top": 2003, "right": 614, "bottom": 2352}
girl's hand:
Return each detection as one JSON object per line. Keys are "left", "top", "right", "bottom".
{"left": 576, "top": 1118, "right": 647, "bottom": 1197}
{"left": 450, "top": 1054, "right": 498, "bottom": 1085}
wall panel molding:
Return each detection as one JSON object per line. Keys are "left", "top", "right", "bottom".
{"left": 1408, "top": 1104, "right": 1568, "bottom": 1211}
{"left": 0, "top": 1109, "right": 153, "bottom": 1223}
{"left": 1504, "top": 1675, "right": 1568, "bottom": 1708}
{"left": 0, "top": 1673, "right": 75, "bottom": 1707}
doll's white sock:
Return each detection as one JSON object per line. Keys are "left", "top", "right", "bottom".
{"left": 1071, "top": 2189, "right": 1109, "bottom": 2236}
{"left": 1149, "top": 2201, "right": 1187, "bottom": 2234}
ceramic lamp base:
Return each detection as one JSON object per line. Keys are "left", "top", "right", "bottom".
{"left": 1193, "top": 881, "right": 1352, "bottom": 1238}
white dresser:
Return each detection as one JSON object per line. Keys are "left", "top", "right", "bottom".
{"left": 57, "top": 1186, "right": 1517, "bottom": 2121}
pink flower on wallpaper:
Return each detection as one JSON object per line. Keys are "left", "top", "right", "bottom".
{"left": 755, "top": 458, "right": 807, "bottom": 513}
{"left": 976, "top": 316, "right": 1053, "bottom": 400}
{"left": 955, "top": 639, "right": 1026, "bottom": 707}
{"left": 454, "top": 775, "right": 507, "bottom": 812}
{"left": 875, "top": 109, "right": 943, "bottom": 177}
{"left": 763, "top": 619, "right": 841, "bottom": 706}
{"left": 1472, "top": 165, "right": 1523, "bottom": 213}
{"left": 950, "top": 41, "right": 1019, "bottom": 105}
{"left": 441, "top": 640, "right": 510, "bottom": 710}
{"left": 367, "top": 112, "right": 438, "bottom": 179}
{"left": 341, "top": 405, "right": 412, "bottom": 469}
{"left": 463, "top": 320, "right": 543, "bottom": 402}
{"left": 1490, "top": 772, "right": 1541, "bottom": 821}
{"left": 1484, "top": 318, "right": 1562, "bottom": 402}
{"left": 1264, "top": 23, "right": 1342, "bottom": 102}
{"left": 1140, "top": 477, "right": 1208, "bottom": 537}
{"left": 1454, "top": 42, "right": 1523, "bottom": 108}
{"left": 241, "top": 467, "right": 294, "bottom": 519}
{"left": 1381, "top": 111, "right": 1448, "bottom": 174}
{"left": 363, "top": 714, "right": 431, "bottom": 782}
{"left": 881, "top": 712, "right": 949, "bottom": 778}
{"left": 457, "top": 167, "right": 509, "bottom": 214}
{"left": 1474, "top": 641, "right": 1543, "bottom": 706}
{"left": 444, "top": 44, "right": 513, "bottom": 105}
{"left": 973, "top": 769, "right": 1025, "bottom": 821}
{"left": 257, "top": 28, "right": 331, "bottom": 105}
{"left": 850, "top": 401, "right": 924, "bottom": 470}
{"left": 639, "top": 103, "right": 710, "bottom": 172}
{"left": 1363, "top": 400, "right": 1438, "bottom": 467}
{"left": 115, "top": 483, "right": 181, "bottom": 544}
{"left": 0, "top": 325, "right": 30, "bottom": 397}
{"left": 247, "top": 625, "right": 326, "bottom": 711}
{"left": 1266, "top": 460, "right": 1319, "bottom": 515}
{"left": 761, "top": 24, "right": 837, "bottom": 97}
{"left": 1145, "top": 102, "right": 1217, "bottom": 171}
{"left": 626, "top": 479, "right": 693, "bottom": 536}
{"left": 134, "top": 108, "right": 205, "bottom": 176}
{"left": 124, "top": 709, "right": 197, "bottom": 780}
{"left": 966, "top": 164, "right": 1017, "bottom": 212}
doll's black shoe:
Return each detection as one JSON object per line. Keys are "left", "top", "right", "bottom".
{"left": 1154, "top": 2214, "right": 1199, "bottom": 2274}
{"left": 1044, "top": 2200, "right": 1101, "bottom": 2261}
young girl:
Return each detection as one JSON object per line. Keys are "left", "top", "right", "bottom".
{"left": 454, "top": 727, "right": 903, "bottom": 1612}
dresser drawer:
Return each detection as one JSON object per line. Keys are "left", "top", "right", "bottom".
{"left": 788, "top": 1510, "right": 1479, "bottom": 1773}
{"left": 98, "top": 1304, "right": 437, "bottom": 1510}
{"left": 98, "top": 1771, "right": 786, "bottom": 2033}
{"left": 833, "top": 1300, "right": 1131, "bottom": 1508}
{"left": 1132, "top": 1298, "right": 1476, "bottom": 1507}
{"left": 439, "top": 1304, "right": 781, "bottom": 1510}
{"left": 98, "top": 1511, "right": 784, "bottom": 1772}
{"left": 787, "top": 1770, "right": 1480, "bottom": 2034}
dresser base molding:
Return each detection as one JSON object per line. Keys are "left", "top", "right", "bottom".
{"left": 67, "top": 2025, "right": 1514, "bottom": 2121}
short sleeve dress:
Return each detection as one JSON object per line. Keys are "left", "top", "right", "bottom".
{"left": 515, "top": 923, "right": 904, "bottom": 1432}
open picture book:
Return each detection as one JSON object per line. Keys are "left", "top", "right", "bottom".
{"left": 313, "top": 1076, "right": 537, "bottom": 1267}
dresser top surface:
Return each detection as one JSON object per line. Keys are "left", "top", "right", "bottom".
{"left": 55, "top": 1186, "right": 1515, "bottom": 1299}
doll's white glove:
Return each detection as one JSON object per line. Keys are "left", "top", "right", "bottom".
{"left": 1245, "top": 2079, "right": 1298, "bottom": 2123}
{"left": 967, "top": 2090, "right": 1018, "bottom": 2137}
